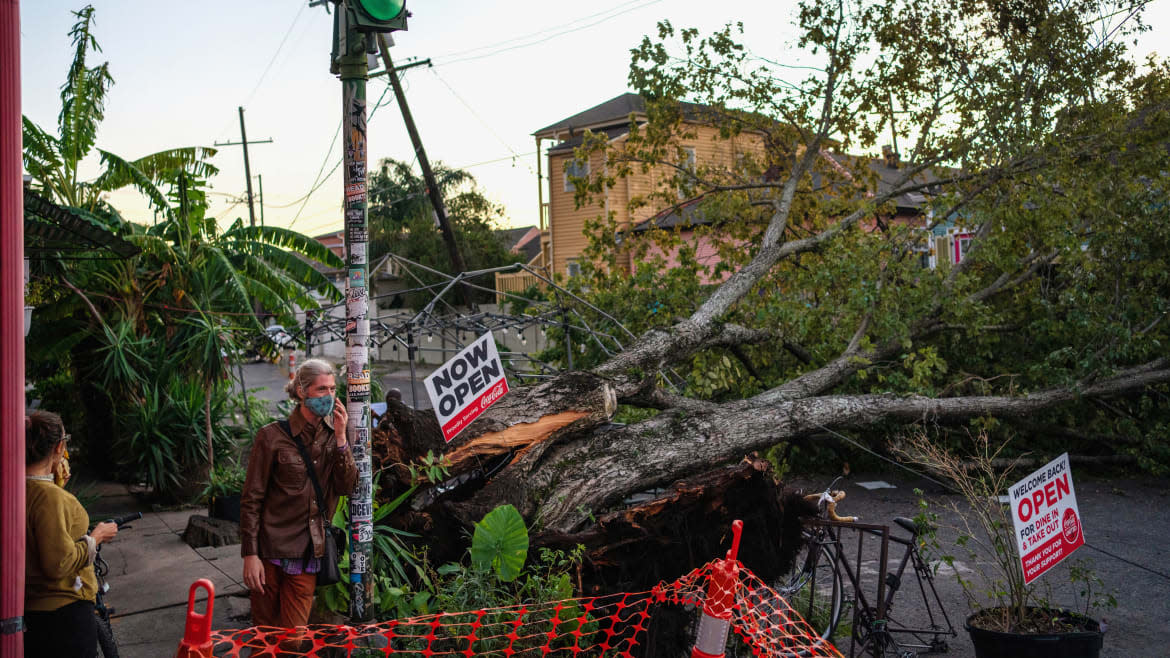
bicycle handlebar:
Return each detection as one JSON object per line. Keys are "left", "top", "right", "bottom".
{"left": 804, "top": 486, "right": 858, "bottom": 523}
{"left": 107, "top": 512, "right": 143, "bottom": 527}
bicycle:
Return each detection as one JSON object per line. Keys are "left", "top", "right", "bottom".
{"left": 93, "top": 512, "right": 142, "bottom": 658}
{"left": 775, "top": 479, "right": 956, "bottom": 658}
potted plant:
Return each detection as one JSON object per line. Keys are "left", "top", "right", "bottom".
{"left": 202, "top": 463, "right": 246, "bottom": 523}
{"left": 898, "top": 431, "right": 1113, "bottom": 658}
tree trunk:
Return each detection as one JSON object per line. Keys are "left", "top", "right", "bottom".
{"left": 71, "top": 337, "right": 117, "bottom": 476}
{"left": 375, "top": 362, "right": 1170, "bottom": 542}
{"left": 205, "top": 381, "right": 214, "bottom": 472}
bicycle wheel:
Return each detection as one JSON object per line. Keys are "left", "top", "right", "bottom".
{"left": 773, "top": 535, "right": 843, "bottom": 654}
{"left": 96, "top": 612, "right": 119, "bottom": 658}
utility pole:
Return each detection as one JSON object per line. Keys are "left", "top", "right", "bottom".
{"left": 213, "top": 107, "right": 273, "bottom": 228}
{"left": 257, "top": 174, "right": 265, "bottom": 227}
{"left": 376, "top": 35, "right": 473, "bottom": 309}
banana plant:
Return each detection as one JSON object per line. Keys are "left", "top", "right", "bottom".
{"left": 22, "top": 5, "right": 345, "bottom": 491}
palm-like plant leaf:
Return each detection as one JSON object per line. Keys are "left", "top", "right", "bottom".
{"left": 97, "top": 149, "right": 174, "bottom": 220}
{"left": 232, "top": 252, "right": 319, "bottom": 313}
{"left": 202, "top": 247, "right": 265, "bottom": 332}
{"left": 255, "top": 243, "right": 343, "bottom": 302}
{"left": 59, "top": 7, "right": 112, "bottom": 184}
{"left": 21, "top": 116, "right": 62, "bottom": 179}
{"left": 93, "top": 146, "right": 219, "bottom": 191}
{"left": 224, "top": 224, "right": 346, "bottom": 269}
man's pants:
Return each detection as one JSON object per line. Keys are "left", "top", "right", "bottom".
{"left": 249, "top": 561, "right": 316, "bottom": 628}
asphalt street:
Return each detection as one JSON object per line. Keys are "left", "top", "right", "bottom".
{"left": 234, "top": 359, "right": 434, "bottom": 411}
{"left": 783, "top": 470, "right": 1170, "bottom": 657}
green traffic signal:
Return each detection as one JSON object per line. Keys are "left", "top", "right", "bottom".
{"left": 351, "top": 0, "right": 407, "bottom": 32}
{"left": 356, "top": 0, "right": 404, "bottom": 21}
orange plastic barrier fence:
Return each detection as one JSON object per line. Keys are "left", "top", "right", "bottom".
{"left": 191, "top": 560, "right": 840, "bottom": 657}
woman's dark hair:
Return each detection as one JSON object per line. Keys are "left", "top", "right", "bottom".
{"left": 26, "top": 410, "right": 65, "bottom": 466}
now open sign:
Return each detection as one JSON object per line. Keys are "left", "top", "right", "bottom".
{"left": 424, "top": 333, "right": 509, "bottom": 442}
{"left": 1008, "top": 453, "right": 1084, "bottom": 584}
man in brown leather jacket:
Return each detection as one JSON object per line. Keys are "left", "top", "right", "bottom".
{"left": 240, "top": 359, "right": 358, "bottom": 627}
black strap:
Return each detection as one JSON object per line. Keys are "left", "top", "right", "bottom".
{"left": 277, "top": 420, "right": 331, "bottom": 524}
{"left": 279, "top": 420, "right": 334, "bottom": 562}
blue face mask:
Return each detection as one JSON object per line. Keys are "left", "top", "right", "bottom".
{"left": 304, "top": 394, "right": 334, "bottom": 418}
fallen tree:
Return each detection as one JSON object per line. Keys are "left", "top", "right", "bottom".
{"left": 370, "top": 0, "right": 1169, "bottom": 599}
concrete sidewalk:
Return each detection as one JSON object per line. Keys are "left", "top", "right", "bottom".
{"left": 87, "top": 482, "right": 251, "bottom": 657}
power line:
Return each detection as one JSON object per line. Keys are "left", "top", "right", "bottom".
{"left": 243, "top": 1, "right": 308, "bottom": 107}
{"left": 430, "top": 0, "right": 663, "bottom": 67}
{"left": 430, "top": 69, "right": 535, "bottom": 176}
{"left": 286, "top": 78, "right": 399, "bottom": 228}
{"left": 456, "top": 150, "right": 538, "bottom": 170}
{"left": 210, "top": 2, "right": 308, "bottom": 141}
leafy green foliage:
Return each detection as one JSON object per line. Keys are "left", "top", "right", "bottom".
{"left": 546, "top": 1, "right": 1170, "bottom": 471}
{"left": 470, "top": 505, "right": 529, "bottom": 582}
{"left": 118, "top": 375, "right": 234, "bottom": 498}
{"left": 201, "top": 462, "right": 247, "bottom": 501}
{"left": 22, "top": 5, "right": 347, "bottom": 493}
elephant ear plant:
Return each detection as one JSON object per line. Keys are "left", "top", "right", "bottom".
{"left": 898, "top": 431, "right": 1114, "bottom": 636}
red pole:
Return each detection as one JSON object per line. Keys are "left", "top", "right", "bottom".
{"left": 0, "top": 0, "right": 26, "bottom": 655}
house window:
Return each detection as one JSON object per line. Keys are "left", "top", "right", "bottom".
{"left": 953, "top": 233, "right": 973, "bottom": 263}
{"left": 566, "top": 259, "right": 581, "bottom": 278}
{"left": 564, "top": 160, "right": 590, "bottom": 192}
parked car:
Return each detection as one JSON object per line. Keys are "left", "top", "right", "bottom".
{"left": 265, "top": 325, "right": 295, "bottom": 349}
{"left": 240, "top": 325, "right": 296, "bottom": 362}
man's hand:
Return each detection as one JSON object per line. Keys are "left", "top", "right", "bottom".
{"left": 90, "top": 521, "right": 117, "bottom": 545}
{"left": 332, "top": 397, "right": 348, "bottom": 447}
{"left": 243, "top": 555, "right": 266, "bottom": 593}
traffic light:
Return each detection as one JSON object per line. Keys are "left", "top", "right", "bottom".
{"left": 349, "top": 0, "right": 408, "bottom": 32}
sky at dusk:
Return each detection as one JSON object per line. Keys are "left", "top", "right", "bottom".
{"left": 18, "top": 1, "right": 1170, "bottom": 239}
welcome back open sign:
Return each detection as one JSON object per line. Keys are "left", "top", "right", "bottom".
{"left": 1008, "top": 453, "right": 1085, "bottom": 584}
{"left": 424, "top": 332, "right": 509, "bottom": 442}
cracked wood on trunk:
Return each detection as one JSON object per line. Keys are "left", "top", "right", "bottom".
{"left": 377, "top": 371, "right": 617, "bottom": 478}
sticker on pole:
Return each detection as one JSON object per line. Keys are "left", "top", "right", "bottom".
{"left": 1008, "top": 453, "right": 1084, "bottom": 584}
{"left": 424, "top": 333, "right": 508, "bottom": 442}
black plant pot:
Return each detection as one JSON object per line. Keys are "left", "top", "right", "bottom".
{"left": 209, "top": 493, "right": 242, "bottom": 523}
{"left": 966, "top": 610, "right": 1103, "bottom": 658}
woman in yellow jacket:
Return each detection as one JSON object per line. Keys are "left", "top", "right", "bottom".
{"left": 24, "top": 411, "right": 117, "bottom": 658}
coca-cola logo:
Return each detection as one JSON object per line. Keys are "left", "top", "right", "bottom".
{"left": 480, "top": 382, "right": 506, "bottom": 409}
{"left": 1062, "top": 508, "right": 1081, "bottom": 544}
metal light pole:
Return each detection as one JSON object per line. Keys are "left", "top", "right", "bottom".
{"left": 336, "top": 5, "right": 375, "bottom": 622}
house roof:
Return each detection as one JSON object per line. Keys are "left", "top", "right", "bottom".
{"left": 547, "top": 125, "right": 633, "bottom": 155}
{"left": 534, "top": 93, "right": 647, "bottom": 138}
{"left": 631, "top": 195, "right": 711, "bottom": 233}
{"left": 497, "top": 225, "right": 542, "bottom": 263}
{"left": 536, "top": 93, "right": 712, "bottom": 151}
